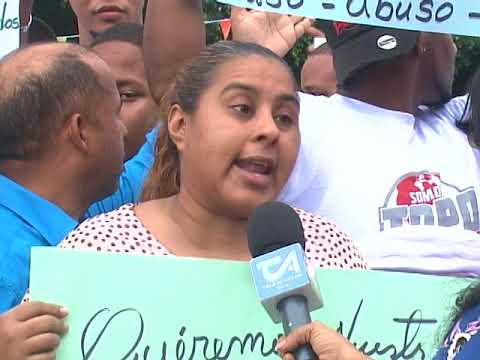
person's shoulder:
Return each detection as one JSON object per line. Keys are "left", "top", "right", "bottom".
{"left": 0, "top": 215, "right": 43, "bottom": 255}
{"left": 298, "top": 93, "right": 352, "bottom": 137}
{"left": 0, "top": 227, "right": 21, "bottom": 272}
{"left": 294, "top": 208, "right": 350, "bottom": 239}
{"left": 444, "top": 95, "right": 469, "bottom": 117}
{"left": 295, "top": 207, "right": 332, "bottom": 224}
{"left": 61, "top": 203, "right": 170, "bottom": 256}
{"left": 0, "top": 205, "right": 35, "bottom": 233}
{"left": 295, "top": 208, "right": 368, "bottom": 270}
{"left": 0, "top": 219, "right": 42, "bottom": 285}
{"left": 422, "top": 95, "right": 469, "bottom": 126}
{"left": 84, "top": 204, "right": 136, "bottom": 226}
{"left": 298, "top": 93, "right": 334, "bottom": 122}
{"left": 61, "top": 204, "right": 136, "bottom": 249}
{"left": 298, "top": 92, "right": 331, "bottom": 106}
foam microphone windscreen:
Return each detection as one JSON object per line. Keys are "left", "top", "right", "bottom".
{"left": 247, "top": 201, "right": 306, "bottom": 257}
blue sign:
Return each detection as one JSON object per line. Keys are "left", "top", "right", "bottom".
{"left": 218, "top": 0, "right": 480, "bottom": 37}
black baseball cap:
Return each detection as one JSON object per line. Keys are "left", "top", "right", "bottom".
{"left": 317, "top": 20, "right": 420, "bottom": 85}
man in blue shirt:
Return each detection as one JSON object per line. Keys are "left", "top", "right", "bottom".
{"left": 84, "top": 126, "right": 157, "bottom": 218}
{"left": 80, "top": 0, "right": 204, "bottom": 219}
{"left": 0, "top": 42, "right": 127, "bottom": 312}
{"left": 0, "top": 177, "right": 77, "bottom": 312}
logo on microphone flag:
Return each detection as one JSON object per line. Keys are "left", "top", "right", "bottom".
{"left": 250, "top": 244, "right": 309, "bottom": 300}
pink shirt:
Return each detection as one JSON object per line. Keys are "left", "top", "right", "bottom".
{"left": 60, "top": 204, "right": 367, "bottom": 269}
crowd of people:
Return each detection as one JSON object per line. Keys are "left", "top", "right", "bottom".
{"left": 0, "top": 0, "right": 479, "bottom": 359}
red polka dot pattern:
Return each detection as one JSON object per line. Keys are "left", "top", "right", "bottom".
{"left": 295, "top": 208, "right": 367, "bottom": 269}
{"left": 60, "top": 204, "right": 367, "bottom": 269}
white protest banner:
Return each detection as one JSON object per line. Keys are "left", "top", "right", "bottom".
{"left": 0, "top": 0, "right": 19, "bottom": 58}
{"left": 218, "top": 0, "right": 480, "bottom": 37}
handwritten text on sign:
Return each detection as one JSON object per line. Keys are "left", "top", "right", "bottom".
{"left": 77, "top": 300, "right": 438, "bottom": 359}
{"left": 218, "top": 0, "right": 480, "bottom": 37}
{"left": 0, "top": 0, "right": 20, "bottom": 58}
{"left": 29, "top": 248, "right": 472, "bottom": 360}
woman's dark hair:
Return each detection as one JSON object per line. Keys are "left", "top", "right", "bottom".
{"left": 443, "top": 282, "right": 480, "bottom": 339}
{"left": 141, "top": 41, "right": 296, "bottom": 201}
{"left": 458, "top": 68, "right": 480, "bottom": 146}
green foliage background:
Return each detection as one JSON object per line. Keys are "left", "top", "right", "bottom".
{"left": 35, "top": 0, "right": 480, "bottom": 95}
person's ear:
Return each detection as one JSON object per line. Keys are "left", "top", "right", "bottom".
{"left": 65, "top": 113, "right": 90, "bottom": 154}
{"left": 168, "top": 104, "right": 188, "bottom": 153}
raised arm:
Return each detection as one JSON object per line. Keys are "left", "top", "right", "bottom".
{"left": 143, "top": 0, "right": 205, "bottom": 103}
{"left": 231, "top": 7, "right": 321, "bottom": 58}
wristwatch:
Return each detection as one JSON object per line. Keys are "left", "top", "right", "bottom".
{"left": 21, "top": 14, "right": 32, "bottom": 33}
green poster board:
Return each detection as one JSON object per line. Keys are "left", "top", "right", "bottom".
{"left": 30, "top": 248, "right": 472, "bottom": 360}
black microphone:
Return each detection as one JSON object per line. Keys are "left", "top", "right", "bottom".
{"left": 248, "top": 201, "right": 322, "bottom": 360}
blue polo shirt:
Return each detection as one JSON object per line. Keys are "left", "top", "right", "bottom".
{"left": 0, "top": 175, "right": 77, "bottom": 312}
{"left": 83, "top": 126, "right": 158, "bottom": 218}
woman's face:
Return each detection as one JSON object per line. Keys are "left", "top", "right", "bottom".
{"left": 173, "top": 55, "right": 300, "bottom": 219}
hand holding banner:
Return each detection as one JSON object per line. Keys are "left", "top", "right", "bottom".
{"left": 218, "top": 0, "right": 480, "bottom": 37}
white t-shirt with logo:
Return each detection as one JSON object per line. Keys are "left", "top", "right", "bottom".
{"left": 280, "top": 93, "right": 480, "bottom": 276}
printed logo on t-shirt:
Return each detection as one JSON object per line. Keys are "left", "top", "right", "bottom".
{"left": 378, "top": 171, "right": 479, "bottom": 232}
{"left": 444, "top": 315, "right": 480, "bottom": 360}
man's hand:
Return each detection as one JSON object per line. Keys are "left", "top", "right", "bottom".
{"left": 0, "top": 301, "right": 69, "bottom": 360}
{"left": 231, "top": 7, "right": 323, "bottom": 57}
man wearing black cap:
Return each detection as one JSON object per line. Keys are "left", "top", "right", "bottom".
{"left": 281, "top": 22, "right": 479, "bottom": 277}
{"left": 229, "top": 12, "right": 479, "bottom": 276}
{"left": 318, "top": 21, "right": 457, "bottom": 111}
